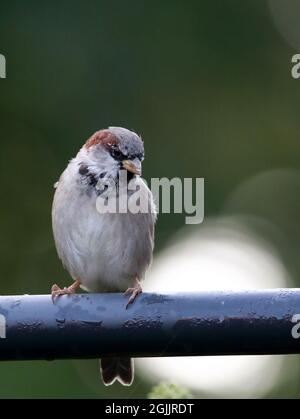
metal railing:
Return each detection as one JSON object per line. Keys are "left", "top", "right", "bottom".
{"left": 0, "top": 289, "right": 299, "bottom": 360}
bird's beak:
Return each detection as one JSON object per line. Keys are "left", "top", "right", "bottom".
{"left": 122, "top": 159, "right": 142, "bottom": 176}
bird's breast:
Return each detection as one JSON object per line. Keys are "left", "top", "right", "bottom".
{"left": 52, "top": 172, "right": 155, "bottom": 292}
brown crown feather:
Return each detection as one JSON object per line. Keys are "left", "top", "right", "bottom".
{"left": 85, "top": 130, "right": 118, "bottom": 149}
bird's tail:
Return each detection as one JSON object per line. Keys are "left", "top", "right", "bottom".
{"left": 100, "top": 357, "right": 134, "bottom": 386}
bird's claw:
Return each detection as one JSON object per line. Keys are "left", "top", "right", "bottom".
{"left": 124, "top": 280, "right": 142, "bottom": 309}
{"left": 51, "top": 280, "right": 81, "bottom": 303}
{"left": 51, "top": 285, "right": 72, "bottom": 302}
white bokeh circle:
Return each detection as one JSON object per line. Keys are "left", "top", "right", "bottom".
{"left": 138, "top": 217, "right": 289, "bottom": 398}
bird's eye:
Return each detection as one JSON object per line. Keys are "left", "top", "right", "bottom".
{"left": 110, "top": 147, "right": 124, "bottom": 160}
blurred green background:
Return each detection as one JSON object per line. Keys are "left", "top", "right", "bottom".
{"left": 1, "top": 0, "right": 300, "bottom": 398}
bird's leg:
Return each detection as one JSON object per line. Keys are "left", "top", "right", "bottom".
{"left": 124, "top": 277, "right": 142, "bottom": 309}
{"left": 51, "top": 279, "right": 81, "bottom": 302}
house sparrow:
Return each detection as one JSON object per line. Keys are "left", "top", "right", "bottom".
{"left": 52, "top": 127, "right": 157, "bottom": 386}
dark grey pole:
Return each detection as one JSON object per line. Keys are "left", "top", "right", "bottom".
{"left": 0, "top": 290, "right": 299, "bottom": 361}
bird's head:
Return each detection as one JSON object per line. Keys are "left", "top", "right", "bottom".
{"left": 78, "top": 127, "right": 145, "bottom": 185}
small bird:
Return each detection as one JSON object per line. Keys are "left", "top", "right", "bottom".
{"left": 51, "top": 127, "right": 156, "bottom": 386}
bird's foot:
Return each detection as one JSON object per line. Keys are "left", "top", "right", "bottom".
{"left": 51, "top": 279, "right": 81, "bottom": 303}
{"left": 124, "top": 278, "right": 142, "bottom": 309}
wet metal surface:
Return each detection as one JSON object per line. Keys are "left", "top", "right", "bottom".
{"left": 0, "top": 290, "right": 299, "bottom": 360}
